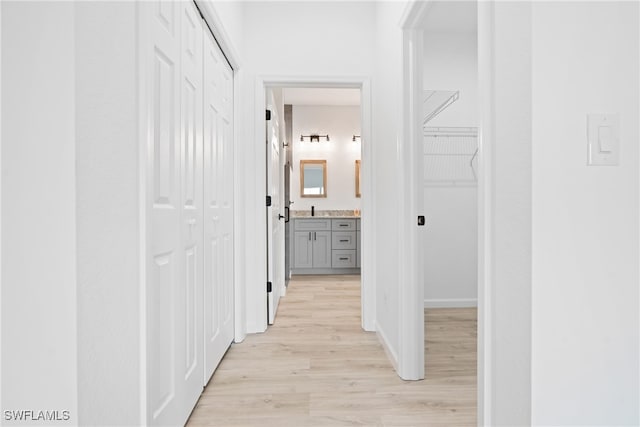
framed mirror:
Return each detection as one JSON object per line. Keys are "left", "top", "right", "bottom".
{"left": 355, "top": 160, "right": 361, "bottom": 198}
{"left": 300, "top": 160, "right": 327, "bottom": 198}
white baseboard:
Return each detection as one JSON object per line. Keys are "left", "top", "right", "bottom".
{"left": 375, "top": 322, "right": 398, "bottom": 372}
{"left": 424, "top": 298, "right": 477, "bottom": 308}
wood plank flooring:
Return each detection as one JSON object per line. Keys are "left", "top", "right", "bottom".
{"left": 187, "top": 275, "right": 477, "bottom": 426}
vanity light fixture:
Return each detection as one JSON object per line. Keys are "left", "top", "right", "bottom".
{"left": 352, "top": 135, "right": 361, "bottom": 142}
{"left": 300, "top": 134, "right": 330, "bottom": 142}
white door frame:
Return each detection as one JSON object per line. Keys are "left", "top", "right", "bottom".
{"left": 399, "top": 0, "right": 493, "bottom": 423}
{"left": 396, "top": 24, "right": 425, "bottom": 381}
{"left": 254, "top": 76, "right": 375, "bottom": 332}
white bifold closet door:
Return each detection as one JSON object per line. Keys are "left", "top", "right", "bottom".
{"left": 203, "top": 25, "right": 234, "bottom": 384}
{"left": 146, "top": 1, "right": 234, "bottom": 425}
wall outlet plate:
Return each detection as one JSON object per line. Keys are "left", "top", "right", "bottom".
{"left": 587, "top": 113, "right": 619, "bottom": 166}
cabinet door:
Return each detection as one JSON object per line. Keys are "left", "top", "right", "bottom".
{"left": 294, "top": 231, "right": 313, "bottom": 269}
{"left": 313, "top": 231, "right": 332, "bottom": 268}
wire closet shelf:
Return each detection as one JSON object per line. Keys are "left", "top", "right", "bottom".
{"left": 423, "top": 126, "right": 478, "bottom": 187}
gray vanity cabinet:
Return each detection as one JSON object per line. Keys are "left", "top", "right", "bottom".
{"left": 292, "top": 217, "right": 361, "bottom": 274}
{"left": 293, "top": 219, "right": 332, "bottom": 269}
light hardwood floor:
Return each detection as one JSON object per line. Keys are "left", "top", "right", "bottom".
{"left": 187, "top": 275, "right": 477, "bottom": 426}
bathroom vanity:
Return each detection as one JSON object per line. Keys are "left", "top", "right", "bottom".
{"left": 291, "top": 215, "right": 361, "bottom": 275}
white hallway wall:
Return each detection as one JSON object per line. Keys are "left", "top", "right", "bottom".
{"left": 530, "top": 2, "right": 639, "bottom": 424}
{"left": 291, "top": 105, "right": 362, "bottom": 212}
{"left": 1, "top": 2, "right": 78, "bottom": 423}
{"left": 479, "top": 2, "right": 533, "bottom": 423}
{"left": 482, "top": 1, "right": 640, "bottom": 425}
{"left": 75, "top": 2, "right": 140, "bottom": 424}
{"left": 371, "top": 1, "right": 407, "bottom": 363}
{"left": 422, "top": 31, "right": 478, "bottom": 307}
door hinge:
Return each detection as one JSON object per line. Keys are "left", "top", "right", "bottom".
{"left": 266, "top": 195, "right": 272, "bottom": 207}
{"left": 266, "top": 109, "right": 272, "bottom": 121}
{"left": 417, "top": 215, "right": 426, "bottom": 226}
{"left": 267, "top": 281, "right": 272, "bottom": 293}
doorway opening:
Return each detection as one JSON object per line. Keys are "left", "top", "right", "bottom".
{"left": 261, "top": 82, "right": 371, "bottom": 329}
{"left": 400, "top": 0, "right": 481, "bottom": 415}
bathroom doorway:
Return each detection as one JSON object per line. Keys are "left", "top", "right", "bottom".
{"left": 262, "top": 81, "right": 372, "bottom": 328}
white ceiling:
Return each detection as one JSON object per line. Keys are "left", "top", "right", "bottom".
{"left": 421, "top": 1, "right": 477, "bottom": 33}
{"left": 282, "top": 88, "right": 361, "bottom": 106}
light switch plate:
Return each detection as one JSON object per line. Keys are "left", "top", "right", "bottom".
{"left": 588, "top": 113, "right": 619, "bottom": 166}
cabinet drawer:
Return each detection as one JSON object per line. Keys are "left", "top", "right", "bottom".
{"left": 332, "top": 250, "right": 356, "bottom": 268}
{"left": 295, "top": 218, "right": 331, "bottom": 231}
{"left": 331, "top": 250, "right": 356, "bottom": 268}
{"left": 332, "top": 231, "right": 356, "bottom": 250}
{"left": 332, "top": 219, "right": 356, "bottom": 231}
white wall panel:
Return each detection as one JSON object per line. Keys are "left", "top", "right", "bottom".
{"left": 372, "top": 1, "right": 408, "bottom": 364}
{"left": 1, "top": 2, "right": 78, "bottom": 424}
{"left": 531, "top": 2, "right": 639, "bottom": 424}
{"left": 291, "top": 106, "right": 362, "bottom": 212}
{"left": 479, "top": 2, "right": 533, "bottom": 424}
{"left": 75, "top": 2, "right": 140, "bottom": 424}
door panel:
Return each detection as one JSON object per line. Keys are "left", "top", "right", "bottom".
{"left": 178, "top": 0, "right": 204, "bottom": 414}
{"left": 147, "top": 0, "right": 181, "bottom": 424}
{"left": 147, "top": 2, "right": 206, "bottom": 425}
{"left": 266, "top": 90, "right": 285, "bottom": 324}
{"left": 203, "top": 28, "right": 234, "bottom": 384}
{"left": 149, "top": 252, "right": 176, "bottom": 420}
